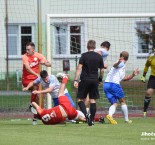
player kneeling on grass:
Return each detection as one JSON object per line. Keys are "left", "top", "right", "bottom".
{"left": 104, "top": 51, "right": 139, "bottom": 124}
{"left": 30, "top": 75, "right": 86, "bottom": 125}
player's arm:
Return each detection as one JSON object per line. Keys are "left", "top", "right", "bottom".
{"left": 98, "top": 68, "right": 104, "bottom": 83}
{"left": 40, "top": 59, "right": 51, "bottom": 67}
{"left": 32, "top": 86, "right": 53, "bottom": 94}
{"left": 123, "top": 68, "right": 139, "bottom": 81}
{"left": 22, "top": 55, "right": 40, "bottom": 77}
{"left": 113, "top": 57, "right": 125, "bottom": 68}
{"left": 22, "top": 81, "right": 34, "bottom": 91}
{"left": 24, "top": 63, "right": 40, "bottom": 77}
{"left": 140, "top": 58, "right": 151, "bottom": 82}
{"left": 74, "top": 64, "right": 82, "bottom": 88}
{"left": 39, "top": 54, "right": 51, "bottom": 67}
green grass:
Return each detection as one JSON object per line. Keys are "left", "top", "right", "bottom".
{"left": 0, "top": 118, "right": 155, "bottom": 145}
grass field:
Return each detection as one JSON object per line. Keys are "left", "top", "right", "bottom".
{"left": 0, "top": 118, "right": 155, "bottom": 145}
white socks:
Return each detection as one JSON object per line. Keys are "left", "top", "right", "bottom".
{"left": 109, "top": 105, "right": 116, "bottom": 117}
{"left": 121, "top": 104, "right": 128, "bottom": 121}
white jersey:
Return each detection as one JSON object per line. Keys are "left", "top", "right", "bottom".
{"left": 95, "top": 48, "right": 109, "bottom": 61}
{"left": 34, "top": 75, "right": 60, "bottom": 98}
{"left": 105, "top": 65, "right": 126, "bottom": 84}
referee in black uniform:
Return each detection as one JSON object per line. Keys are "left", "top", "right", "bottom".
{"left": 74, "top": 40, "right": 104, "bottom": 126}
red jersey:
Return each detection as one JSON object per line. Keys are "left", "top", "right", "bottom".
{"left": 40, "top": 96, "right": 78, "bottom": 125}
{"left": 40, "top": 106, "right": 66, "bottom": 125}
{"left": 22, "top": 52, "right": 46, "bottom": 80}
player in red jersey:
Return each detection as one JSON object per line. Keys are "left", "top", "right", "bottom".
{"left": 31, "top": 75, "right": 86, "bottom": 125}
{"left": 22, "top": 42, "right": 51, "bottom": 125}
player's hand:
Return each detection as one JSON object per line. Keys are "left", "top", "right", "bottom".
{"left": 74, "top": 80, "right": 78, "bottom": 88}
{"left": 104, "top": 63, "right": 108, "bottom": 69}
{"left": 22, "top": 87, "right": 28, "bottom": 91}
{"left": 140, "top": 76, "right": 146, "bottom": 83}
{"left": 133, "top": 68, "right": 139, "bottom": 76}
{"left": 32, "top": 90, "right": 41, "bottom": 94}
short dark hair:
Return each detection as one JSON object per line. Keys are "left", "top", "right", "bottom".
{"left": 120, "top": 51, "right": 129, "bottom": 61}
{"left": 26, "top": 42, "right": 35, "bottom": 48}
{"left": 40, "top": 70, "right": 48, "bottom": 78}
{"left": 87, "top": 40, "right": 96, "bottom": 50}
{"left": 100, "top": 41, "right": 111, "bottom": 49}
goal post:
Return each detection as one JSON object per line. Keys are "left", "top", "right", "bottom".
{"left": 46, "top": 13, "right": 155, "bottom": 114}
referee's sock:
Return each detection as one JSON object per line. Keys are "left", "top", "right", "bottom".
{"left": 90, "top": 103, "right": 96, "bottom": 121}
{"left": 144, "top": 96, "right": 151, "bottom": 113}
{"left": 78, "top": 101, "right": 87, "bottom": 117}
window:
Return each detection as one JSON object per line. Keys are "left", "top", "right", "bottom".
{"left": 136, "top": 22, "right": 151, "bottom": 55}
{"left": 54, "top": 23, "right": 84, "bottom": 58}
{"left": 8, "top": 24, "right": 34, "bottom": 58}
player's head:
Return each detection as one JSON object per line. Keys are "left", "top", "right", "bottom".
{"left": 40, "top": 70, "right": 49, "bottom": 83}
{"left": 100, "top": 41, "right": 111, "bottom": 50}
{"left": 26, "top": 42, "right": 35, "bottom": 56}
{"left": 120, "top": 51, "right": 129, "bottom": 61}
{"left": 87, "top": 40, "right": 96, "bottom": 50}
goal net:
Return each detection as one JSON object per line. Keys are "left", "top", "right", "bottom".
{"left": 47, "top": 13, "right": 155, "bottom": 117}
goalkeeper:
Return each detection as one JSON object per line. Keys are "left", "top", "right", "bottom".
{"left": 141, "top": 48, "right": 155, "bottom": 117}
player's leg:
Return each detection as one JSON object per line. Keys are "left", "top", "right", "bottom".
{"left": 88, "top": 80, "right": 100, "bottom": 126}
{"left": 64, "top": 89, "right": 75, "bottom": 107}
{"left": 77, "top": 80, "right": 92, "bottom": 126}
{"left": 31, "top": 84, "right": 39, "bottom": 125}
{"left": 32, "top": 102, "right": 43, "bottom": 115}
{"left": 22, "top": 79, "right": 39, "bottom": 125}
{"left": 85, "top": 94, "right": 90, "bottom": 113}
{"left": 143, "top": 88, "right": 153, "bottom": 117}
{"left": 58, "top": 75, "right": 68, "bottom": 96}
{"left": 119, "top": 98, "right": 132, "bottom": 123}
{"left": 143, "top": 76, "right": 155, "bottom": 117}
{"left": 104, "top": 82, "right": 117, "bottom": 124}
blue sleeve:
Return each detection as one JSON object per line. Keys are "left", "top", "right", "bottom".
{"left": 33, "top": 77, "right": 41, "bottom": 85}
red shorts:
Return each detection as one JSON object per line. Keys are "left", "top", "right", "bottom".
{"left": 58, "top": 96, "right": 77, "bottom": 120}
{"left": 22, "top": 78, "right": 35, "bottom": 88}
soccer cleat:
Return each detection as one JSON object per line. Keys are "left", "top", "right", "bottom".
{"left": 99, "top": 116, "right": 105, "bottom": 124}
{"left": 125, "top": 120, "right": 132, "bottom": 124}
{"left": 56, "top": 72, "right": 67, "bottom": 79}
{"left": 29, "top": 104, "right": 37, "bottom": 114}
{"left": 106, "top": 115, "right": 117, "bottom": 124}
{"left": 86, "top": 114, "right": 93, "bottom": 126}
{"left": 143, "top": 112, "right": 147, "bottom": 118}
{"left": 32, "top": 118, "right": 38, "bottom": 125}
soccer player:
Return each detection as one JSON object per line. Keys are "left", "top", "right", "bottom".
{"left": 140, "top": 48, "right": 155, "bottom": 117}
{"left": 22, "top": 42, "right": 51, "bottom": 124}
{"left": 74, "top": 40, "right": 104, "bottom": 126}
{"left": 104, "top": 51, "right": 139, "bottom": 124}
{"left": 30, "top": 75, "right": 86, "bottom": 125}
{"left": 23, "top": 70, "right": 75, "bottom": 107}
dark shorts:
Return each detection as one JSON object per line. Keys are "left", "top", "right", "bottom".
{"left": 77, "top": 79, "right": 100, "bottom": 99}
{"left": 147, "top": 75, "right": 155, "bottom": 89}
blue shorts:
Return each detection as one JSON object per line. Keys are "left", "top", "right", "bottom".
{"left": 53, "top": 93, "right": 75, "bottom": 107}
{"left": 103, "top": 82, "right": 124, "bottom": 105}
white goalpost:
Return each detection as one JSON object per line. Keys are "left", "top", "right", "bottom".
{"left": 46, "top": 13, "right": 155, "bottom": 110}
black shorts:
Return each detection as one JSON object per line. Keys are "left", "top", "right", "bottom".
{"left": 77, "top": 79, "right": 100, "bottom": 99}
{"left": 147, "top": 75, "right": 155, "bottom": 89}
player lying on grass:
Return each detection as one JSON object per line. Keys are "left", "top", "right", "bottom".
{"left": 104, "top": 51, "right": 139, "bottom": 124}
{"left": 30, "top": 75, "right": 86, "bottom": 125}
